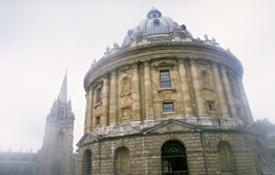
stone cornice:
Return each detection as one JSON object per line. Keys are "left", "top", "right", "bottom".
{"left": 84, "top": 42, "right": 243, "bottom": 92}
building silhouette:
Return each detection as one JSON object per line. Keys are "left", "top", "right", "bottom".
{"left": 0, "top": 72, "right": 75, "bottom": 175}
{"left": 39, "top": 71, "right": 75, "bottom": 175}
{"left": 76, "top": 8, "right": 275, "bottom": 175}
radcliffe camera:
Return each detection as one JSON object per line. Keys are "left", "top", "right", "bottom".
{"left": 1, "top": 2, "right": 275, "bottom": 175}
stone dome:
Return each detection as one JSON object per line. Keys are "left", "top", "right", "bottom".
{"left": 122, "top": 8, "right": 192, "bottom": 47}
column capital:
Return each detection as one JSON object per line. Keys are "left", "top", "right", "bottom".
{"left": 110, "top": 69, "right": 118, "bottom": 75}
{"left": 132, "top": 62, "right": 139, "bottom": 69}
{"left": 189, "top": 59, "right": 197, "bottom": 65}
{"left": 143, "top": 60, "right": 151, "bottom": 67}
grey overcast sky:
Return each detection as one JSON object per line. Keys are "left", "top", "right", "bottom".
{"left": 0, "top": 0, "right": 275, "bottom": 152}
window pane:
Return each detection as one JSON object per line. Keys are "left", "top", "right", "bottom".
{"left": 160, "top": 70, "right": 171, "bottom": 88}
{"left": 163, "top": 102, "right": 174, "bottom": 112}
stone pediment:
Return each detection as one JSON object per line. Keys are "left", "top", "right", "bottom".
{"left": 76, "top": 131, "right": 101, "bottom": 146}
{"left": 143, "top": 119, "right": 200, "bottom": 134}
{"left": 245, "top": 123, "right": 267, "bottom": 136}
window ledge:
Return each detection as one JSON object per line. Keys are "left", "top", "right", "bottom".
{"left": 158, "top": 88, "right": 176, "bottom": 93}
{"left": 208, "top": 111, "right": 217, "bottom": 114}
{"left": 94, "top": 102, "right": 101, "bottom": 108}
{"left": 162, "top": 111, "right": 177, "bottom": 115}
{"left": 120, "top": 92, "right": 131, "bottom": 98}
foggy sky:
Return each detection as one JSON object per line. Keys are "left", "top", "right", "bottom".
{"left": 0, "top": 0, "right": 274, "bottom": 152}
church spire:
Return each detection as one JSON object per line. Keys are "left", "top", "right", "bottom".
{"left": 57, "top": 70, "right": 68, "bottom": 103}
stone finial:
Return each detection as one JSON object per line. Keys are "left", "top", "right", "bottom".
{"left": 106, "top": 46, "right": 110, "bottom": 53}
{"left": 180, "top": 24, "right": 186, "bottom": 31}
{"left": 212, "top": 37, "right": 216, "bottom": 42}
{"left": 91, "top": 58, "right": 96, "bottom": 67}
{"left": 113, "top": 42, "right": 120, "bottom": 49}
{"left": 211, "top": 37, "right": 219, "bottom": 46}
{"left": 204, "top": 34, "right": 209, "bottom": 40}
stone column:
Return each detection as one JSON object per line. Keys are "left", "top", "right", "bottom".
{"left": 221, "top": 66, "right": 237, "bottom": 117}
{"left": 212, "top": 63, "right": 229, "bottom": 118}
{"left": 109, "top": 70, "right": 118, "bottom": 125}
{"left": 132, "top": 63, "right": 141, "bottom": 121}
{"left": 144, "top": 61, "right": 154, "bottom": 120}
{"left": 236, "top": 77, "right": 254, "bottom": 123}
{"left": 84, "top": 92, "right": 89, "bottom": 133}
{"left": 178, "top": 59, "right": 193, "bottom": 117}
{"left": 86, "top": 87, "right": 93, "bottom": 131}
{"left": 101, "top": 74, "right": 109, "bottom": 126}
{"left": 190, "top": 59, "right": 206, "bottom": 117}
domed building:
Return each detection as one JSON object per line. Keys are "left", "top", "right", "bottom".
{"left": 76, "top": 8, "right": 274, "bottom": 175}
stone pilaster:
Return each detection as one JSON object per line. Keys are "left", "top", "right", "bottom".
{"left": 178, "top": 58, "right": 193, "bottom": 117}
{"left": 144, "top": 61, "right": 154, "bottom": 120}
{"left": 190, "top": 59, "right": 206, "bottom": 117}
{"left": 86, "top": 87, "right": 93, "bottom": 131}
{"left": 221, "top": 66, "right": 237, "bottom": 117}
{"left": 212, "top": 63, "right": 229, "bottom": 118}
{"left": 109, "top": 70, "right": 118, "bottom": 125}
{"left": 132, "top": 63, "right": 141, "bottom": 121}
{"left": 236, "top": 77, "right": 254, "bottom": 123}
{"left": 101, "top": 75, "right": 109, "bottom": 126}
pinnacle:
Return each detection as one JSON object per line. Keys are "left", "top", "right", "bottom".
{"left": 57, "top": 71, "right": 68, "bottom": 104}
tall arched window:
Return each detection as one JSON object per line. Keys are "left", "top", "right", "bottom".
{"left": 115, "top": 147, "right": 130, "bottom": 175}
{"left": 56, "top": 131, "right": 64, "bottom": 149}
{"left": 52, "top": 160, "right": 62, "bottom": 175}
{"left": 161, "top": 140, "right": 188, "bottom": 175}
{"left": 82, "top": 149, "right": 92, "bottom": 175}
{"left": 217, "top": 141, "right": 236, "bottom": 175}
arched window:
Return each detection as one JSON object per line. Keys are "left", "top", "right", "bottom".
{"left": 115, "top": 147, "right": 130, "bottom": 175}
{"left": 52, "top": 160, "right": 62, "bottom": 175}
{"left": 161, "top": 140, "right": 188, "bottom": 175}
{"left": 201, "top": 71, "right": 211, "bottom": 89}
{"left": 82, "top": 149, "right": 92, "bottom": 175}
{"left": 56, "top": 131, "right": 64, "bottom": 149}
{"left": 217, "top": 141, "right": 236, "bottom": 174}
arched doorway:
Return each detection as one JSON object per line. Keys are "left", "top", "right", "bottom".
{"left": 115, "top": 147, "right": 130, "bottom": 175}
{"left": 161, "top": 140, "right": 188, "bottom": 175}
{"left": 217, "top": 141, "right": 236, "bottom": 175}
{"left": 82, "top": 149, "right": 92, "bottom": 175}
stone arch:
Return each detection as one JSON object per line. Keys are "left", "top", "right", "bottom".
{"left": 56, "top": 131, "right": 64, "bottom": 149}
{"left": 114, "top": 146, "right": 130, "bottom": 175}
{"left": 217, "top": 141, "right": 236, "bottom": 175}
{"left": 52, "top": 160, "right": 62, "bottom": 175}
{"left": 161, "top": 140, "right": 188, "bottom": 175}
{"left": 201, "top": 70, "right": 211, "bottom": 89}
{"left": 82, "top": 149, "right": 92, "bottom": 175}
{"left": 113, "top": 138, "right": 131, "bottom": 152}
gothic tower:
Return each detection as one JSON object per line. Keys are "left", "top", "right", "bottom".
{"left": 39, "top": 71, "right": 75, "bottom": 175}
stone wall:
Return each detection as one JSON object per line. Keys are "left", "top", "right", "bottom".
{"left": 77, "top": 129, "right": 268, "bottom": 175}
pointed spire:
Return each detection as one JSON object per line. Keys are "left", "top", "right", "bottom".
{"left": 57, "top": 70, "right": 68, "bottom": 103}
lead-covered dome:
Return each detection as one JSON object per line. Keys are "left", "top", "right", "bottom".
{"left": 122, "top": 7, "right": 192, "bottom": 47}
